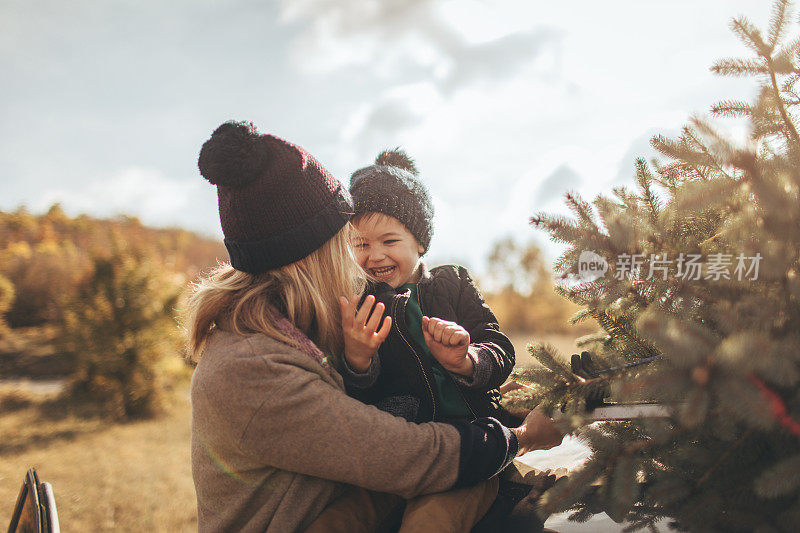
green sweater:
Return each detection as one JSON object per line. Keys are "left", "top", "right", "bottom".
{"left": 401, "top": 283, "right": 472, "bottom": 419}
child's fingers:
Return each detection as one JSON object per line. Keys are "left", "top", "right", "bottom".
{"left": 432, "top": 319, "right": 447, "bottom": 343}
{"left": 441, "top": 325, "right": 467, "bottom": 346}
{"left": 452, "top": 329, "right": 470, "bottom": 346}
{"left": 339, "top": 296, "right": 353, "bottom": 329}
{"left": 440, "top": 325, "right": 459, "bottom": 345}
{"left": 354, "top": 295, "right": 375, "bottom": 327}
{"left": 375, "top": 315, "right": 392, "bottom": 342}
{"left": 365, "top": 302, "right": 385, "bottom": 333}
{"left": 422, "top": 327, "right": 434, "bottom": 346}
{"left": 424, "top": 316, "right": 438, "bottom": 335}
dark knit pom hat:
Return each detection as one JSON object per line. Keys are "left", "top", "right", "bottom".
{"left": 349, "top": 149, "right": 434, "bottom": 253}
{"left": 198, "top": 120, "right": 353, "bottom": 274}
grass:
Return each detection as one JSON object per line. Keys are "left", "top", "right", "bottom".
{"left": 0, "top": 387, "right": 196, "bottom": 532}
{"left": 0, "top": 331, "right": 582, "bottom": 532}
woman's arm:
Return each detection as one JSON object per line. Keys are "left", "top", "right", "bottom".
{"left": 206, "top": 348, "right": 518, "bottom": 499}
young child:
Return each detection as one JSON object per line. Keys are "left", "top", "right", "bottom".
{"left": 338, "top": 149, "right": 518, "bottom": 530}
{"left": 339, "top": 149, "right": 516, "bottom": 426}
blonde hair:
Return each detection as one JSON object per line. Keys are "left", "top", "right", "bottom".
{"left": 184, "top": 224, "right": 365, "bottom": 366}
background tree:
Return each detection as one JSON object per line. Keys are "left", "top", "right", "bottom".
{"left": 484, "top": 237, "right": 594, "bottom": 334}
{"left": 0, "top": 239, "right": 89, "bottom": 327}
{"left": 0, "top": 274, "right": 14, "bottom": 336}
{"left": 58, "top": 245, "right": 185, "bottom": 419}
{"left": 505, "top": 1, "right": 800, "bottom": 530}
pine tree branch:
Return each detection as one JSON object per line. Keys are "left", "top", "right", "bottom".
{"left": 590, "top": 308, "right": 659, "bottom": 359}
{"left": 775, "top": 36, "right": 800, "bottom": 75}
{"left": 565, "top": 191, "right": 599, "bottom": 231}
{"left": 540, "top": 430, "right": 684, "bottom": 517}
{"left": 530, "top": 214, "right": 584, "bottom": 244}
{"left": 679, "top": 493, "right": 725, "bottom": 529}
{"left": 698, "top": 232, "right": 724, "bottom": 247}
{"left": 781, "top": 71, "right": 800, "bottom": 93}
{"left": 539, "top": 460, "right": 605, "bottom": 515}
{"left": 711, "top": 58, "right": 769, "bottom": 76}
{"left": 710, "top": 99, "right": 754, "bottom": 118}
{"left": 768, "top": 0, "right": 791, "bottom": 48}
{"left": 686, "top": 122, "right": 739, "bottom": 181}
{"left": 652, "top": 130, "right": 722, "bottom": 182}
{"left": 696, "top": 428, "right": 754, "bottom": 487}
{"left": 635, "top": 159, "right": 661, "bottom": 227}
{"left": 766, "top": 55, "right": 800, "bottom": 146}
{"left": 730, "top": 17, "right": 771, "bottom": 56}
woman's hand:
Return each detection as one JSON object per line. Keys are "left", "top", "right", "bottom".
{"left": 511, "top": 406, "right": 565, "bottom": 455}
{"left": 340, "top": 295, "right": 392, "bottom": 372}
{"left": 422, "top": 316, "right": 475, "bottom": 376}
{"left": 498, "top": 379, "right": 533, "bottom": 419}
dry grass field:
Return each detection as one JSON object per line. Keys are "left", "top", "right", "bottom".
{"left": 0, "top": 333, "right": 582, "bottom": 532}
{"left": 0, "top": 389, "right": 196, "bottom": 532}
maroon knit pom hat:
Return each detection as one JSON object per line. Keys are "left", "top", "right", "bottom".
{"left": 198, "top": 121, "right": 353, "bottom": 274}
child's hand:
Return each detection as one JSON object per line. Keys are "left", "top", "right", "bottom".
{"left": 340, "top": 295, "right": 392, "bottom": 373}
{"left": 422, "top": 316, "right": 474, "bottom": 376}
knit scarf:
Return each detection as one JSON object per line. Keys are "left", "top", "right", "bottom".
{"left": 268, "top": 307, "right": 338, "bottom": 380}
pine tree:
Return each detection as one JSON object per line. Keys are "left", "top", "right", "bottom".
{"left": 0, "top": 274, "right": 14, "bottom": 336}
{"left": 58, "top": 242, "right": 185, "bottom": 419}
{"left": 507, "top": 1, "right": 800, "bottom": 530}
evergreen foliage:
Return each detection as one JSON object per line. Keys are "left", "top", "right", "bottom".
{"left": 58, "top": 245, "right": 185, "bottom": 420}
{"left": 0, "top": 274, "right": 14, "bottom": 335}
{"left": 508, "top": 1, "right": 800, "bottom": 529}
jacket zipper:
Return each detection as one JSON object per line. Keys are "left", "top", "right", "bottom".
{"left": 392, "top": 293, "right": 438, "bottom": 421}
{"left": 417, "top": 283, "right": 478, "bottom": 421}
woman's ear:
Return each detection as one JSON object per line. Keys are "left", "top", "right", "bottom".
{"left": 418, "top": 243, "right": 425, "bottom": 255}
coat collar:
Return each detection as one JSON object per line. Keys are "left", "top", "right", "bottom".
{"left": 366, "top": 262, "right": 431, "bottom": 296}
{"left": 212, "top": 305, "right": 338, "bottom": 380}
{"left": 417, "top": 262, "right": 431, "bottom": 283}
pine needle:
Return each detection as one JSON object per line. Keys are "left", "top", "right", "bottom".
{"left": 711, "top": 58, "right": 769, "bottom": 77}
{"left": 768, "top": 0, "right": 791, "bottom": 48}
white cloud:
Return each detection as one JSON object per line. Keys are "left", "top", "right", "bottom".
{"left": 278, "top": 0, "right": 563, "bottom": 97}
{"left": 35, "top": 167, "right": 220, "bottom": 236}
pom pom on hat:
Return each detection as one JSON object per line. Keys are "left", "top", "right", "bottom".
{"left": 375, "top": 148, "right": 418, "bottom": 176}
{"left": 198, "top": 120, "right": 270, "bottom": 188}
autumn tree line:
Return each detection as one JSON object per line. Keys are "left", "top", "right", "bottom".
{"left": 0, "top": 204, "right": 582, "bottom": 419}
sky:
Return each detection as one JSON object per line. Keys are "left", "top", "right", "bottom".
{"left": 0, "top": 0, "right": 771, "bottom": 276}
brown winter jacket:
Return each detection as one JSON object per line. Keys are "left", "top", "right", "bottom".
{"left": 191, "top": 326, "right": 517, "bottom": 532}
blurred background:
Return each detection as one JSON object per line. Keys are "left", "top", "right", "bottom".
{"left": 0, "top": 0, "right": 767, "bottom": 530}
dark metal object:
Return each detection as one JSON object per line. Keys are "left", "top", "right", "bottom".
{"left": 7, "top": 468, "right": 60, "bottom": 533}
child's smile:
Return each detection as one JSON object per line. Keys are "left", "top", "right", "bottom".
{"left": 369, "top": 265, "right": 398, "bottom": 280}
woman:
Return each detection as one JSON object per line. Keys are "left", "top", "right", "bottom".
{"left": 186, "top": 121, "right": 563, "bottom": 532}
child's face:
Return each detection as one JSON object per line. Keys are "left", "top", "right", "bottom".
{"left": 352, "top": 214, "right": 425, "bottom": 288}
